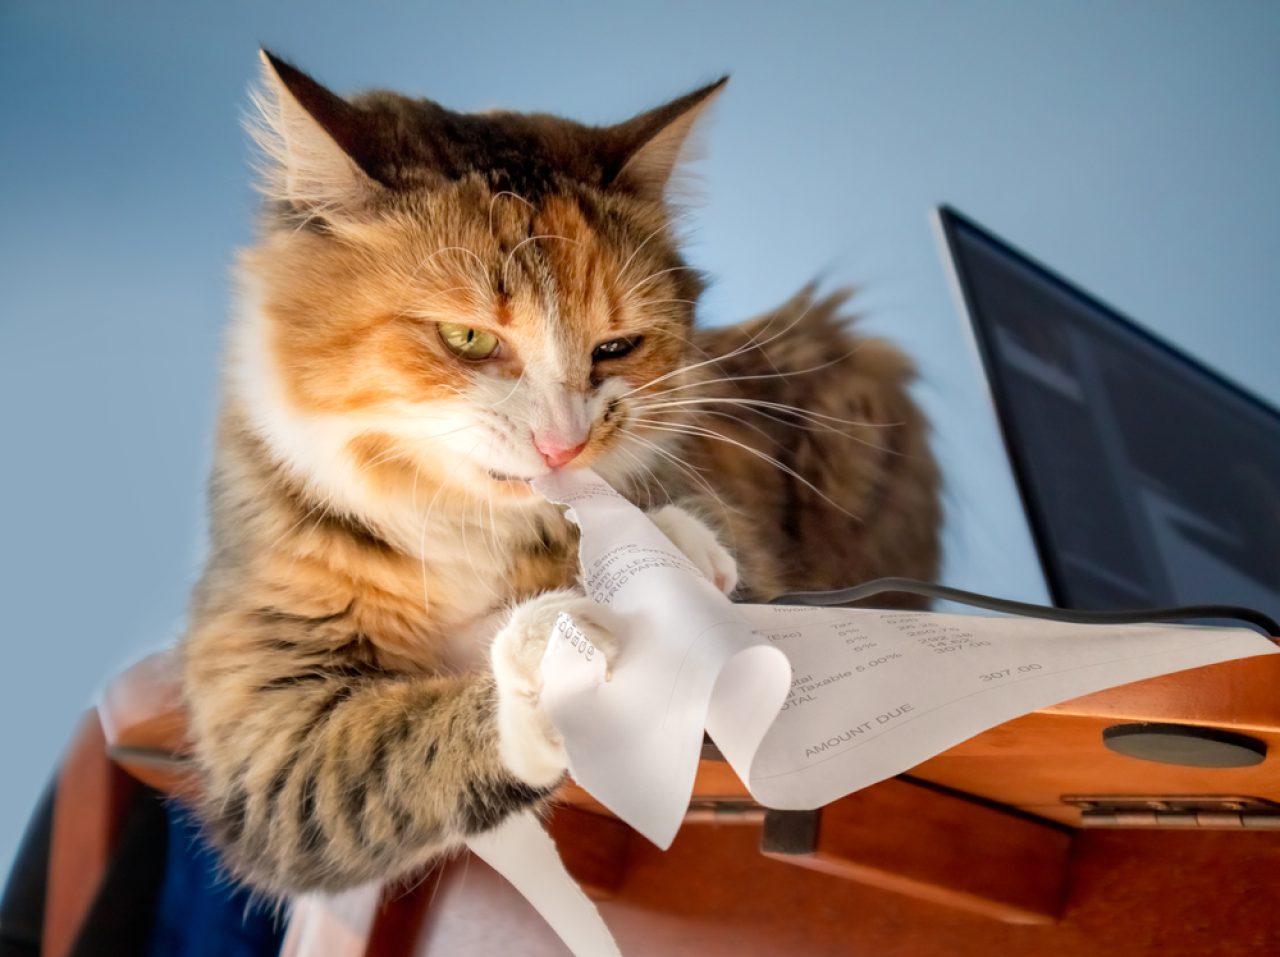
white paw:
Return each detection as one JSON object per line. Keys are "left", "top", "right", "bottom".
{"left": 649, "top": 505, "right": 739, "bottom": 596}
{"left": 490, "top": 589, "right": 620, "bottom": 786}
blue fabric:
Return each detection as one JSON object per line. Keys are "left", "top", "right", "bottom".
{"left": 144, "top": 803, "right": 284, "bottom": 957}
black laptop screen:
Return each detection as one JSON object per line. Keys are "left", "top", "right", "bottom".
{"left": 939, "top": 208, "right": 1280, "bottom": 621}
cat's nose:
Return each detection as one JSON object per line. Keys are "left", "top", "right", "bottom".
{"left": 534, "top": 436, "right": 587, "bottom": 469}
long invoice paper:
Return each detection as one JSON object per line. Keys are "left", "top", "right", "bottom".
{"left": 533, "top": 469, "right": 1278, "bottom": 849}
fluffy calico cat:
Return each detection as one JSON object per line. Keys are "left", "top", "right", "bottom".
{"left": 182, "top": 50, "right": 940, "bottom": 894}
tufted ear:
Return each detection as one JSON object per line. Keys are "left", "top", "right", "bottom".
{"left": 248, "top": 49, "right": 385, "bottom": 216}
{"left": 605, "top": 77, "right": 728, "bottom": 202}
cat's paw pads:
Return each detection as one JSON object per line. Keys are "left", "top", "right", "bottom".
{"left": 649, "top": 505, "right": 739, "bottom": 596}
{"left": 490, "top": 589, "right": 619, "bottom": 786}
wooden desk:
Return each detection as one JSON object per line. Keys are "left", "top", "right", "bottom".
{"left": 915, "top": 654, "right": 1280, "bottom": 826}
{"left": 535, "top": 653, "right": 1280, "bottom": 953}
{"left": 90, "top": 650, "right": 1280, "bottom": 955}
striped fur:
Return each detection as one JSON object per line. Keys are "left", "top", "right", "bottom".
{"left": 679, "top": 286, "right": 941, "bottom": 602}
{"left": 181, "top": 54, "right": 940, "bottom": 896}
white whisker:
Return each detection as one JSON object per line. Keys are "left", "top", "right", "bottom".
{"left": 618, "top": 427, "right": 742, "bottom": 521}
{"left": 501, "top": 234, "right": 580, "bottom": 289}
{"left": 405, "top": 245, "right": 493, "bottom": 292}
{"left": 629, "top": 297, "right": 699, "bottom": 312}
{"left": 488, "top": 190, "right": 536, "bottom": 235}
{"left": 628, "top": 418, "right": 862, "bottom": 523}
{"left": 490, "top": 369, "right": 526, "bottom": 409}
{"left": 629, "top": 346, "right": 861, "bottom": 406}
{"left": 611, "top": 443, "right": 659, "bottom": 511}
{"left": 675, "top": 407, "right": 787, "bottom": 449}
{"left": 615, "top": 293, "right": 824, "bottom": 401}
{"left": 615, "top": 223, "right": 671, "bottom": 285}
{"left": 620, "top": 264, "right": 700, "bottom": 304}
{"left": 636, "top": 395, "right": 899, "bottom": 435}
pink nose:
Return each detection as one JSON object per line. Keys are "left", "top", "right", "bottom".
{"left": 534, "top": 437, "right": 587, "bottom": 469}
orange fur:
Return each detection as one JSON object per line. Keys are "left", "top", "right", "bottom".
{"left": 181, "top": 53, "right": 940, "bottom": 895}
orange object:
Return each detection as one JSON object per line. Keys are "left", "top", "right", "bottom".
{"left": 35, "top": 648, "right": 1280, "bottom": 954}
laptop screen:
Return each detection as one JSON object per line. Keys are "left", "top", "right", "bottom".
{"left": 936, "top": 206, "right": 1280, "bottom": 621}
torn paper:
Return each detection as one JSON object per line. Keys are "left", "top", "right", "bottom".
{"left": 534, "top": 468, "right": 1278, "bottom": 849}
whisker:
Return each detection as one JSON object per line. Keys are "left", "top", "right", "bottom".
{"left": 501, "top": 234, "right": 581, "bottom": 289}
{"left": 629, "top": 345, "right": 862, "bottom": 405}
{"left": 405, "top": 245, "right": 493, "bottom": 291}
{"left": 672, "top": 404, "right": 893, "bottom": 452}
{"left": 615, "top": 223, "right": 671, "bottom": 285}
{"left": 636, "top": 395, "right": 899, "bottom": 434}
{"left": 673, "top": 407, "right": 787, "bottom": 449}
{"left": 278, "top": 497, "right": 332, "bottom": 544}
{"left": 628, "top": 419, "right": 862, "bottom": 523}
{"left": 629, "top": 297, "right": 700, "bottom": 312}
{"left": 639, "top": 401, "right": 896, "bottom": 465}
{"left": 418, "top": 443, "right": 478, "bottom": 612}
{"left": 610, "top": 443, "right": 659, "bottom": 512}
{"left": 483, "top": 493, "right": 502, "bottom": 571}
{"left": 620, "top": 264, "right": 701, "bottom": 304}
{"left": 352, "top": 444, "right": 408, "bottom": 477}
{"left": 488, "top": 190, "right": 536, "bottom": 235}
{"left": 396, "top": 286, "right": 485, "bottom": 319}
{"left": 614, "top": 294, "right": 825, "bottom": 401}
{"left": 638, "top": 400, "right": 829, "bottom": 438}
{"left": 490, "top": 369, "right": 526, "bottom": 409}
{"left": 617, "top": 427, "right": 743, "bottom": 520}
{"left": 621, "top": 429, "right": 714, "bottom": 496}
{"left": 621, "top": 431, "right": 746, "bottom": 556}
{"left": 458, "top": 492, "right": 481, "bottom": 579}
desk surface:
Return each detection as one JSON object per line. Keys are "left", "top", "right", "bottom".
{"left": 107, "top": 648, "right": 1280, "bottom": 828}
{"left": 555, "top": 653, "right": 1280, "bottom": 827}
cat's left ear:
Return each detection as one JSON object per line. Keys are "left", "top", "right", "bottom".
{"left": 604, "top": 78, "right": 728, "bottom": 202}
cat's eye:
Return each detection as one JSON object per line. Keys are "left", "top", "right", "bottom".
{"left": 592, "top": 336, "right": 643, "bottom": 362}
{"left": 438, "top": 322, "right": 500, "bottom": 361}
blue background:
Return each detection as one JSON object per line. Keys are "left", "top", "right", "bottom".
{"left": 2, "top": 1, "right": 1278, "bottom": 873}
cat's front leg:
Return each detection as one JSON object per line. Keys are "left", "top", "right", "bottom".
{"left": 648, "top": 505, "right": 739, "bottom": 596}
{"left": 490, "top": 589, "right": 620, "bottom": 787}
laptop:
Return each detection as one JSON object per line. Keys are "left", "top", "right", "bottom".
{"left": 933, "top": 205, "right": 1280, "bottom": 624}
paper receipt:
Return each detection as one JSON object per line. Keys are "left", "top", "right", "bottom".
{"left": 533, "top": 468, "right": 1278, "bottom": 848}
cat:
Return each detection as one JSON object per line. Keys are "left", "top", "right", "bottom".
{"left": 181, "top": 50, "right": 941, "bottom": 895}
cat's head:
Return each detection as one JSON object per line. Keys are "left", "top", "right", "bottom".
{"left": 233, "top": 51, "right": 724, "bottom": 509}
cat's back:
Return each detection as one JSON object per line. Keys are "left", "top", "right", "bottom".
{"left": 684, "top": 287, "right": 941, "bottom": 602}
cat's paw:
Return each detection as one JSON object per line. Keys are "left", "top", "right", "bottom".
{"left": 489, "top": 589, "right": 619, "bottom": 786}
{"left": 649, "top": 505, "right": 739, "bottom": 596}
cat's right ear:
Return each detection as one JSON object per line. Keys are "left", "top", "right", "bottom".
{"left": 248, "top": 50, "right": 384, "bottom": 218}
